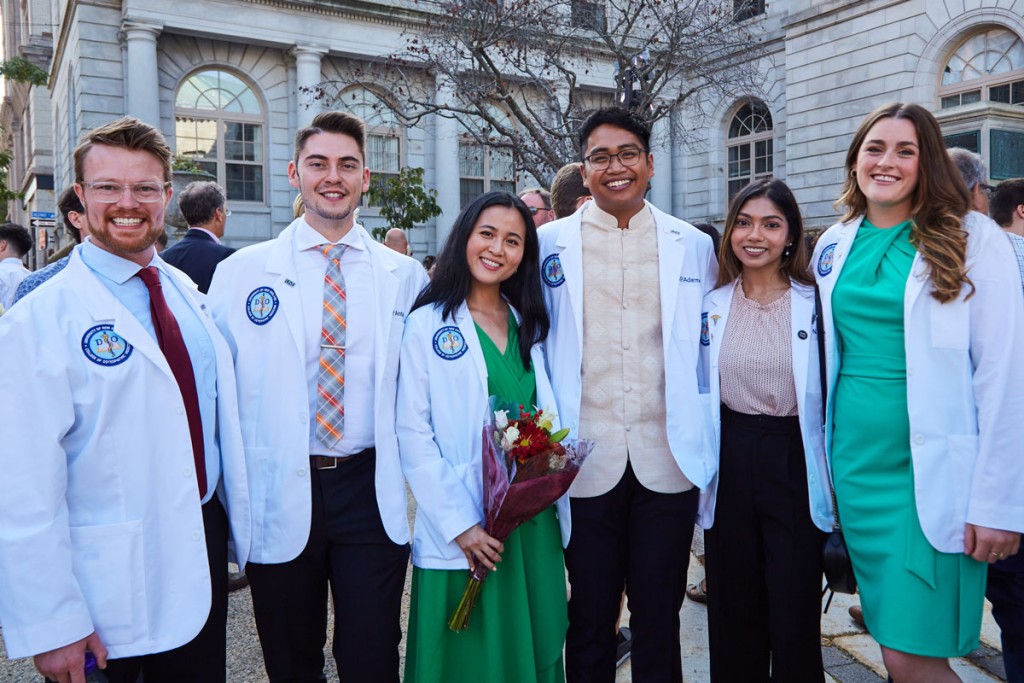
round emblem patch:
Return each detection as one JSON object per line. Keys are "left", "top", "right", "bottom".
{"left": 82, "top": 324, "right": 133, "bottom": 366}
{"left": 542, "top": 254, "right": 565, "bottom": 288}
{"left": 817, "top": 243, "right": 836, "bottom": 277}
{"left": 246, "top": 287, "right": 279, "bottom": 325}
{"left": 700, "top": 312, "right": 710, "bottom": 347}
{"left": 433, "top": 326, "right": 468, "bottom": 361}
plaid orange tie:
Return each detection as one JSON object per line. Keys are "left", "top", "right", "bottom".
{"left": 316, "top": 243, "right": 347, "bottom": 448}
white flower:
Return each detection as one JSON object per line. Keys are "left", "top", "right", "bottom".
{"left": 494, "top": 410, "right": 509, "bottom": 429}
{"left": 501, "top": 425, "right": 520, "bottom": 450}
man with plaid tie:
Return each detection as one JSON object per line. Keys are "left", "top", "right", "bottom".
{"left": 208, "top": 111, "right": 428, "bottom": 682}
{"left": 0, "top": 117, "right": 251, "bottom": 683}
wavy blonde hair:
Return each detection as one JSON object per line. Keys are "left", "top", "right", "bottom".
{"left": 836, "top": 103, "right": 972, "bottom": 303}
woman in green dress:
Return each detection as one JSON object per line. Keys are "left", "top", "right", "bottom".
{"left": 812, "top": 103, "right": 1024, "bottom": 682}
{"left": 396, "top": 191, "right": 568, "bottom": 683}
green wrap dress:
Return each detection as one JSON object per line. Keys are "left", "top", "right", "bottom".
{"left": 404, "top": 315, "right": 568, "bottom": 683}
{"left": 830, "top": 218, "right": 986, "bottom": 657}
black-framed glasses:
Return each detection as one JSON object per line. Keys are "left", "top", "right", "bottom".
{"left": 80, "top": 181, "right": 170, "bottom": 203}
{"left": 584, "top": 148, "right": 644, "bottom": 170}
{"left": 527, "top": 206, "right": 550, "bottom": 216}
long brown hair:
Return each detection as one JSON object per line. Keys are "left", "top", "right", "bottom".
{"left": 836, "top": 103, "right": 972, "bottom": 303}
{"left": 717, "top": 178, "right": 813, "bottom": 288}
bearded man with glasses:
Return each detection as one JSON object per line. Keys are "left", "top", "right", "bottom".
{"left": 538, "top": 106, "right": 717, "bottom": 682}
{"left": 0, "top": 116, "right": 251, "bottom": 683}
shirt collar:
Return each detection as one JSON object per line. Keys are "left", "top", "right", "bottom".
{"left": 188, "top": 227, "right": 222, "bottom": 244}
{"left": 81, "top": 237, "right": 162, "bottom": 285}
{"left": 583, "top": 200, "right": 653, "bottom": 232}
{"left": 293, "top": 218, "right": 367, "bottom": 253}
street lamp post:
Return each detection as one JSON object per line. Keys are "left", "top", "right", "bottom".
{"left": 616, "top": 50, "right": 651, "bottom": 116}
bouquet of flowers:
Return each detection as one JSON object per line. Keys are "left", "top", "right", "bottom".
{"left": 448, "top": 401, "right": 593, "bottom": 631}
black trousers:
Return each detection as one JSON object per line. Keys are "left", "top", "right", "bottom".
{"left": 704, "top": 406, "right": 826, "bottom": 683}
{"left": 57, "top": 496, "right": 230, "bottom": 683}
{"left": 246, "top": 449, "right": 409, "bottom": 683}
{"left": 564, "top": 460, "right": 698, "bottom": 683}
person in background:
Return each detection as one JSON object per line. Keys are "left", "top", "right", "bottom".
{"left": 520, "top": 187, "right": 555, "bottom": 227}
{"left": 813, "top": 102, "right": 1024, "bottom": 683}
{"left": 0, "top": 222, "right": 33, "bottom": 309}
{"left": 161, "top": 181, "right": 236, "bottom": 294}
{"left": 549, "top": 164, "right": 590, "bottom": 220}
{"left": 398, "top": 191, "right": 567, "bottom": 683}
{"left": 700, "top": 178, "right": 830, "bottom": 682}
{"left": 948, "top": 147, "right": 993, "bottom": 216}
{"left": 13, "top": 187, "right": 87, "bottom": 304}
{"left": 984, "top": 176, "right": 1024, "bottom": 683}
{"left": 384, "top": 227, "right": 410, "bottom": 255}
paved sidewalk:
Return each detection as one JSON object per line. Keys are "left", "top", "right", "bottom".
{"left": 1, "top": 553, "right": 1008, "bottom": 681}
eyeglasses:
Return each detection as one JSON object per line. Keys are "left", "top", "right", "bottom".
{"left": 981, "top": 184, "right": 996, "bottom": 197}
{"left": 583, "top": 148, "right": 644, "bottom": 171}
{"left": 527, "top": 206, "right": 550, "bottom": 216}
{"left": 80, "top": 181, "right": 170, "bottom": 203}
{"left": 222, "top": 208, "right": 232, "bottom": 217}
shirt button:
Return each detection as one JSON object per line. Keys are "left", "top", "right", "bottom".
{"left": 624, "top": 385, "right": 632, "bottom": 393}
{"left": 622, "top": 302, "right": 628, "bottom": 310}
{"left": 625, "top": 424, "right": 632, "bottom": 432}
{"left": 914, "top": 434, "right": 924, "bottom": 445}
{"left": 623, "top": 342, "right": 631, "bottom": 350}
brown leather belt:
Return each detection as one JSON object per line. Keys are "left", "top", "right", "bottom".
{"left": 310, "top": 447, "right": 375, "bottom": 470}
{"left": 311, "top": 454, "right": 352, "bottom": 470}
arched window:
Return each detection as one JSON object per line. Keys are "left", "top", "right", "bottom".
{"left": 459, "top": 110, "right": 516, "bottom": 208}
{"left": 940, "top": 28, "right": 1024, "bottom": 108}
{"left": 175, "top": 69, "right": 265, "bottom": 203}
{"left": 331, "top": 86, "right": 402, "bottom": 191}
{"left": 726, "top": 100, "right": 773, "bottom": 201}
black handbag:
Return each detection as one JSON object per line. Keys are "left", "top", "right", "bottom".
{"left": 815, "top": 287, "right": 857, "bottom": 608}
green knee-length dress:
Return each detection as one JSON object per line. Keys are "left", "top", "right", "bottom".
{"left": 830, "top": 218, "right": 986, "bottom": 657}
{"left": 404, "top": 317, "right": 568, "bottom": 683}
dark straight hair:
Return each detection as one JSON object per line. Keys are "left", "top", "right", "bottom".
{"left": 412, "top": 191, "right": 549, "bottom": 371}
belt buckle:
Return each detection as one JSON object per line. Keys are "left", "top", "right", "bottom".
{"left": 315, "top": 456, "right": 338, "bottom": 470}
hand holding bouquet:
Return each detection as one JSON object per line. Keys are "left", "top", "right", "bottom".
{"left": 448, "top": 401, "right": 593, "bottom": 631}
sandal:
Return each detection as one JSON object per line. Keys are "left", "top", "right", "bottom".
{"left": 686, "top": 579, "right": 708, "bottom": 604}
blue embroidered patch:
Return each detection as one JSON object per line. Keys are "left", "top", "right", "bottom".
{"left": 817, "top": 243, "right": 836, "bottom": 277}
{"left": 541, "top": 254, "right": 565, "bottom": 288}
{"left": 246, "top": 287, "right": 279, "bottom": 325}
{"left": 82, "top": 324, "right": 133, "bottom": 366}
{"left": 700, "top": 313, "right": 710, "bottom": 347}
{"left": 433, "top": 326, "right": 468, "bottom": 361}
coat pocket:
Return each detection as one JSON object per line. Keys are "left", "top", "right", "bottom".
{"left": 69, "top": 520, "right": 148, "bottom": 646}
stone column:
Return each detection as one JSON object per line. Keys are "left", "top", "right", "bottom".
{"left": 291, "top": 45, "right": 327, "bottom": 127}
{"left": 122, "top": 21, "right": 162, "bottom": 126}
{"left": 432, "top": 77, "right": 461, "bottom": 246}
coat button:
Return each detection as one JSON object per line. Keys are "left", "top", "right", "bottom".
{"left": 300, "top": 413, "right": 308, "bottom": 424}
{"left": 297, "top": 467, "right": 307, "bottom": 477}
{"left": 176, "top": 406, "right": 184, "bottom": 416}
{"left": 192, "top": 531, "right": 201, "bottom": 541}
{"left": 184, "top": 467, "right": 192, "bottom": 477}
{"left": 914, "top": 434, "right": 924, "bottom": 445}
{"left": 798, "top": 330, "right": 808, "bottom": 340}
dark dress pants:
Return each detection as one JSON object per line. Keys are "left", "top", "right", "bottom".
{"left": 704, "top": 407, "right": 826, "bottom": 683}
{"left": 245, "top": 449, "right": 409, "bottom": 683}
{"left": 564, "top": 460, "right": 698, "bottom": 683}
{"left": 988, "top": 553, "right": 1024, "bottom": 683}
{"left": 58, "top": 496, "right": 230, "bottom": 683}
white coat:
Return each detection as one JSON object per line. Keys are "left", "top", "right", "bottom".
{"left": 396, "top": 302, "right": 570, "bottom": 569}
{"left": 207, "top": 221, "right": 428, "bottom": 562}
{"left": 697, "top": 279, "right": 833, "bottom": 533}
{"left": 812, "top": 211, "right": 1024, "bottom": 552}
{"left": 537, "top": 203, "right": 719, "bottom": 489}
{"left": 0, "top": 250, "right": 251, "bottom": 659}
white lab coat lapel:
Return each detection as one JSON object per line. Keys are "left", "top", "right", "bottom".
{"left": 65, "top": 252, "right": 175, "bottom": 382}
{"left": 554, "top": 216, "right": 585, "bottom": 359}
{"left": 261, "top": 227, "right": 306, "bottom": 362}
{"left": 790, "top": 282, "right": 814, "bottom": 406}
{"left": 453, "top": 302, "right": 489, "bottom": 397}
{"left": 655, "top": 210, "right": 686, "bottom": 359}
{"left": 369, "top": 238, "right": 401, "bottom": 397}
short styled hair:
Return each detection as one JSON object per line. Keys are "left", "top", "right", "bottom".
{"left": 178, "top": 181, "right": 227, "bottom": 226}
{"left": 947, "top": 147, "right": 987, "bottom": 191}
{"left": 73, "top": 116, "right": 173, "bottom": 183}
{"left": 294, "top": 110, "right": 367, "bottom": 164}
{"left": 550, "top": 162, "right": 588, "bottom": 219}
{"left": 991, "top": 178, "right": 1024, "bottom": 229}
{"left": 519, "top": 187, "right": 551, "bottom": 209}
{"left": 577, "top": 107, "right": 651, "bottom": 159}
{"left": 0, "top": 222, "right": 33, "bottom": 257}
{"left": 57, "top": 186, "right": 85, "bottom": 243}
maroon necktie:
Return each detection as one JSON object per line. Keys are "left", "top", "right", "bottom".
{"left": 137, "top": 266, "right": 207, "bottom": 498}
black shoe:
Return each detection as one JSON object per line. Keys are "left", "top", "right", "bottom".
{"left": 615, "top": 626, "right": 632, "bottom": 668}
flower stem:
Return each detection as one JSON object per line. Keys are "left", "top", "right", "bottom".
{"left": 447, "top": 576, "right": 484, "bottom": 632}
